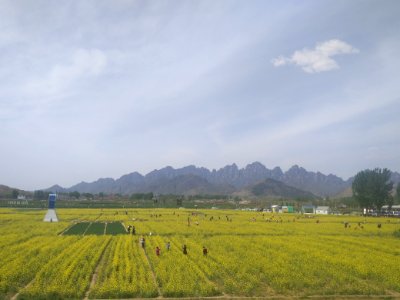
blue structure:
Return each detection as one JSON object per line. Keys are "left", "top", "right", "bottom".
{"left": 48, "top": 194, "right": 56, "bottom": 209}
{"left": 44, "top": 193, "right": 59, "bottom": 222}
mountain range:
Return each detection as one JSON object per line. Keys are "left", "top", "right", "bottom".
{"left": 44, "top": 162, "right": 400, "bottom": 198}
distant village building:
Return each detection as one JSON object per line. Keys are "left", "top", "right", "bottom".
{"left": 271, "top": 205, "right": 281, "bottom": 213}
{"left": 302, "top": 205, "right": 316, "bottom": 214}
{"left": 282, "top": 205, "right": 294, "bottom": 213}
{"left": 381, "top": 205, "right": 400, "bottom": 216}
{"left": 316, "top": 206, "right": 331, "bottom": 215}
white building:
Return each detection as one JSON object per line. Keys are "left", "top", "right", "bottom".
{"left": 271, "top": 205, "right": 281, "bottom": 213}
{"left": 316, "top": 206, "right": 331, "bottom": 215}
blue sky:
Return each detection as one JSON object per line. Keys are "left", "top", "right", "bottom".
{"left": 1, "top": 0, "right": 399, "bottom": 190}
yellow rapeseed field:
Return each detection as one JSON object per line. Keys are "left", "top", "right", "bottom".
{"left": 0, "top": 208, "right": 399, "bottom": 299}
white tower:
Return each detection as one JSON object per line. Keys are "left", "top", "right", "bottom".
{"left": 43, "top": 193, "right": 59, "bottom": 222}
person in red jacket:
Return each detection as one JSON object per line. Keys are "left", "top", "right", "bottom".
{"left": 156, "top": 246, "right": 161, "bottom": 256}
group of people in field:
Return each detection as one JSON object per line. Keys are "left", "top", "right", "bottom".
{"left": 153, "top": 243, "right": 207, "bottom": 257}
{"left": 127, "top": 213, "right": 213, "bottom": 257}
{"left": 136, "top": 235, "right": 208, "bottom": 257}
{"left": 127, "top": 225, "right": 136, "bottom": 235}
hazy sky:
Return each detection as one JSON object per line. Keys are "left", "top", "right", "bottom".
{"left": 1, "top": 0, "right": 399, "bottom": 190}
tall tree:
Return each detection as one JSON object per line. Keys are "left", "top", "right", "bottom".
{"left": 12, "top": 189, "right": 19, "bottom": 199}
{"left": 352, "top": 170, "right": 373, "bottom": 209}
{"left": 352, "top": 168, "right": 393, "bottom": 212}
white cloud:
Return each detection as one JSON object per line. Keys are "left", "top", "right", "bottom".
{"left": 26, "top": 48, "right": 107, "bottom": 96}
{"left": 271, "top": 55, "right": 287, "bottom": 67}
{"left": 272, "top": 39, "right": 359, "bottom": 73}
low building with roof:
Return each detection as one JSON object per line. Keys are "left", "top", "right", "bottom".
{"left": 316, "top": 206, "right": 331, "bottom": 215}
{"left": 302, "top": 205, "right": 316, "bottom": 214}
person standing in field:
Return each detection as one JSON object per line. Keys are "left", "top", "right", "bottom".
{"left": 139, "top": 237, "right": 145, "bottom": 248}
{"left": 156, "top": 246, "right": 161, "bottom": 256}
{"left": 166, "top": 241, "right": 171, "bottom": 251}
{"left": 132, "top": 226, "right": 136, "bottom": 235}
{"left": 182, "top": 244, "right": 187, "bottom": 255}
{"left": 203, "top": 246, "right": 208, "bottom": 256}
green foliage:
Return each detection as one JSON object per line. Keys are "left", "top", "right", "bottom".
{"left": 69, "top": 191, "right": 80, "bottom": 199}
{"left": 352, "top": 168, "right": 393, "bottom": 211}
{"left": 83, "top": 193, "right": 94, "bottom": 199}
{"left": 105, "top": 222, "right": 126, "bottom": 235}
{"left": 63, "top": 222, "right": 91, "bottom": 235}
{"left": 85, "top": 222, "right": 106, "bottom": 235}
{"left": 397, "top": 185, "right": 400, "bottom": 204}
{"left": 33, "top": 190, "right": 46, "bottom": 200}
{"left": 11, "top": 189, "right": 19, "bottom": 199}
{"left": 130, "top": 192, "right": 154, "bottom": 200}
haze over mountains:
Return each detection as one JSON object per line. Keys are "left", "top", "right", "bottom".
{"left": 45, "top": 162, "right": 400, "bottom": 198}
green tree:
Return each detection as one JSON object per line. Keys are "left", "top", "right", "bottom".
{"left": 352, "top": 168, "right": 393, "bottom": 212}
{"left": 387, "top": 195, "right": 394, "bottom": 210}
{"left": 33, "top": 190, "right": 46, "bottom": 200}
{"left": 12, "top": 189, "right": 19, "bottom": 199}
{"left": 69, "top": 191, "right": 80, "bottom": 199}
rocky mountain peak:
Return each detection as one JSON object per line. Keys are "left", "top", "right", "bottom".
{"left": 43, "top": 162, "right": 400, "bottom": 198}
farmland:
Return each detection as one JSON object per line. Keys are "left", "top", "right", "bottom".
{"left": 1, "top": 208, "right": 400, "bottom": 299}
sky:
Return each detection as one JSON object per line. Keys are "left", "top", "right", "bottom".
{"left": 1, "top": 0, "right": 400, "bottom": 190}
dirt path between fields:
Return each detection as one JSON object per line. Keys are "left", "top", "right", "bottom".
{"left": 143, "top": 247, "right": 163, "bottom": 298}
{"left": 386, "top": 289, "right": 400, "bottom": 298}
{"left": 83, "top": 238, "right": 112, "bottom": 300}
{"left": 10, "top": 278, "right": 35, "bottom": 300}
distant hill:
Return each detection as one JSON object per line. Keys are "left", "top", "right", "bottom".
{"left": 0, "top": 184, "right": 29, "bottom": 198}
{"left": 3, "top": 164, "right": 398, "bottom": 200}
{"left": 333, "top": 186, "right": 353, "bottom": 199}
{"left": 44, "top": 162, "right": 366, "bottom": 197}
{"left": 282, "top": 165, "right": 350, "bottom": 197}
{"left": 247, "top": 178, "right": 318, "bottom": 199}
{"left": 46, "top": 184, "right": 68, "bottom": 193}
{"left": 0, "top": 185, "right": 15, "bottom": 197}
{"left": 146, "top": 174, "right": 235, "bottom": 195}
